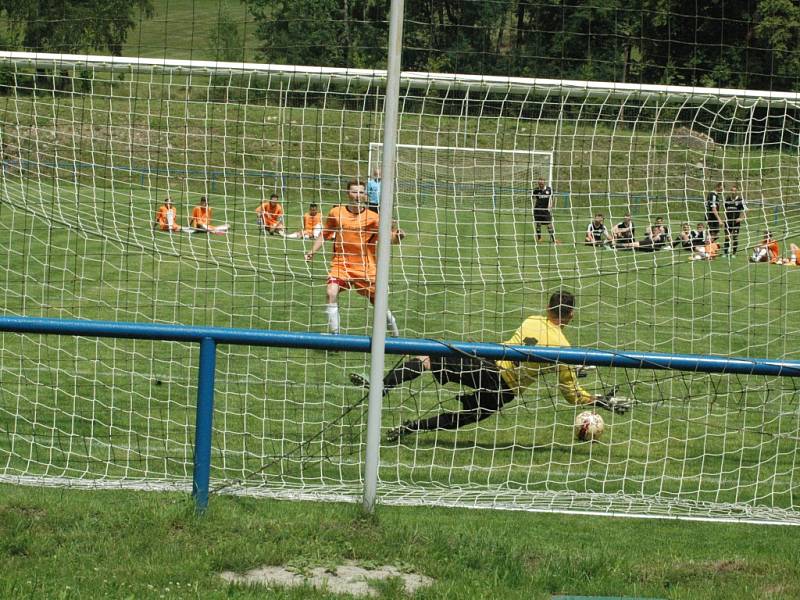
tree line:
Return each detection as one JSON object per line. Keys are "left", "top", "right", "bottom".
{"left": 245, "top": 0, "right": 800, "bottom": 92}
{"left": 1, "top": 1, "right": 798, "bottom": 92}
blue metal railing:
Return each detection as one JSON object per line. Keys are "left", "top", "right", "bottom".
{"left": 1, "top": 314, "right": 798, "bottom": 512}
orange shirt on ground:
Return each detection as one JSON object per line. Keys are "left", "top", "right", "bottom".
{"left": 766, "top": 240, "right": 780, "bottom": 262}
{"left": 257, "top": 202, "right": 283, "bottom": 227}
{"left": 155, "top": 205, "right": 180, "bottom": 231}
{"left": 192, "top": 206, "right": 210, "bottom": 228}
{"left": 324, "top": 205, "right": 379, "bottom": 281}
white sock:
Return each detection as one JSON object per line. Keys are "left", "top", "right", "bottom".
{"left": 386, "top": 310, "right": 399, "bottom": 337}
{"left": 325, "top": 303, "right": 340, "bottom": 334}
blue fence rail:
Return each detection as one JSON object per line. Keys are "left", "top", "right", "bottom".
{"left": 1, "top": 315, "right": 799, "bottom": 512}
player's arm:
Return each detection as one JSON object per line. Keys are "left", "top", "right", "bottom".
{"left": 548, "top": 189, "right": 555, "bottom": 211}
{"left": 557, "top": 365, "right": 594, "bottom": 405}
{"left": 305, "top": 234, "right": 326, "bottom": 261}
{"left": 739, "top": 202, "right": 747, "bottom": 223}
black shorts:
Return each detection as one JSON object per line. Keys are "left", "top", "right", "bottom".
{"left": 706, "top": 214, "right": 720, "bottom": 235}
{"left": 430, "top": 355, "right": 509, "bottom": 393}
{"left": 429, "top": 354, "right": 515, "bottom": 413}
{"left": 533, "top": 208, "right": 552, "bottom": 224}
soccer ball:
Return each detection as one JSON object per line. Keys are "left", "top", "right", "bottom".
{"left": 574, "top": 411, "right": 605, "bottom": 442}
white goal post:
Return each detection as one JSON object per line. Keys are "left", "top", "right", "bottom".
{"left": 1, "top": 52, "right": 800, "bottom": 525}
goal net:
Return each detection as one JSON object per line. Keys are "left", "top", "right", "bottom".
{"left": 0, "top": 53, "right": 799, "bottom": 524}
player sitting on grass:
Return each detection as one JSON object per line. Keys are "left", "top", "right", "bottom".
{"left": 190, "top": 196, "right": 229, "bottom": 234}
{"left": 674, "top": 222, "right": 693, "bottom": 250}
{"left": 686, "top": 222, "right": 720, "bottom": 260}
{"left": 256, "top": 194, "right": 285, "bottom": 235}
{"left": 154, "top": 198, "right": 181, "bottom": 232}
{"left": 584, "top": 213, "right": 614, "bottom": 247}
{"left": 305, "top": 179, "right": 405, "bottom": 336}
{"left": 612, "top": 212, "right": 635, "bottom": 248}
{"left": 750, "top": 231, "right": 780, "bottom": 263}
{"left": 350, "top": 290, "right": 630, "bottom": 441}
{"left": 286, "top": 203, "right": 323, "bottom": 239}
{"left": 652, "top": 217, "right": 670, "bottom": 250}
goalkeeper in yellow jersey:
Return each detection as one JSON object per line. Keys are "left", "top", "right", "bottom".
{"left": 351, "top": 290, "right": 629, "bottom": 440}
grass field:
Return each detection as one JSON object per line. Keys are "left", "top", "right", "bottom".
{"left": 2, "top": 484, "right": 800, "bottom": 599}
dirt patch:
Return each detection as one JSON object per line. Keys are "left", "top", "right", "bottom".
{"left": 220, "top": 561, "right": 434, "bottom": 597}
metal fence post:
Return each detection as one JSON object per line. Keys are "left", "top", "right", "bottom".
{"left": 192, "top": 336, "right": 217, "bottom": 513}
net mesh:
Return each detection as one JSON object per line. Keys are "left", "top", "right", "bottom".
{"left": 0, "top": 54, "right": 798, "bottom": 523}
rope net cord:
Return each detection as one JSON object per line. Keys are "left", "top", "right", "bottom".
{"left": 0, "top": 55, "right": 798, "bottom": 523}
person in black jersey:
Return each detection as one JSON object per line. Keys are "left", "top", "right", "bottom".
{"left": 652, "top": 217, "right": 670, "bottom": 250}
{"left": 584, "top": 213, "right": 614, "bottom": 246}
{"left": 674, "top": 222, "right": 693, "bottom": 250}
{"left": 532, "top": 178, "right": 559, "bottom": 243}
{"left": 705, "top": 182, "right": 724, "bottom": 242}
{"left": 723, "top": 184, "right": 747, "bottom": 257}
{"left": 690, "top": 222, "right": 707, "bottom": 248}
{"left": 612, "top": 212, "right": 635, "bottom": 248}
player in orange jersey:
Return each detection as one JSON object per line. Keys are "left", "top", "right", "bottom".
{"left": 750, "top": 231, "right": 780, "bottom": 263}
{"left": 154, "top": 197, "right": 181, "bottom": 232}
{"left": 305, "top": 179, "right": 405, "bottom": 335}
{"left": 286, "top": 203, "right": 323, "bottom": 239}
{"left": 190, "top": 196, "right": 229, "bottom": 234}
{"left": 256, "top": 194, "right": 285, "bottom": 235}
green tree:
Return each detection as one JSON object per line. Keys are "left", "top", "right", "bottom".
{"left": 0, "top": 0, "right": 153, "bottom": 55}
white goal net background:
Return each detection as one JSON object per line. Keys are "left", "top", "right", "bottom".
{"left": 0, "top": 54, "right": 798, "bottom": 523}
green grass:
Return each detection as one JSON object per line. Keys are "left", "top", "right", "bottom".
{"left": 1, "top": 484, "right": 799, "bottom": 599}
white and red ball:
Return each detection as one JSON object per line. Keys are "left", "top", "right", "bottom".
{"left": 574, "top": 410, "right": 605, "bottom": 442}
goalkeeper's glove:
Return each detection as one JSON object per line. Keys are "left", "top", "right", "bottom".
{"left": 592, "top": 386, "right": 633, "bottom": 414}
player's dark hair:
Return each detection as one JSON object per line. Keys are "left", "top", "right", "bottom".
{"left": 309, "top": 203, "right": 318, "bottom": 209}
{"left": 270, "top": 194, "right": 279, "bottom": 200}
{"left": 347, "top": 179, "right": 365, "bottom": 190}
{"left": 548, "top": 291, "right": 575, "bottom": 320}
{"left": 200, "top": 196, "right": 207, "bottom": 203}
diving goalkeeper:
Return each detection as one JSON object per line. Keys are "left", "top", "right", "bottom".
{"left": 352, "top": 290, "right": 629, "bottom": 440}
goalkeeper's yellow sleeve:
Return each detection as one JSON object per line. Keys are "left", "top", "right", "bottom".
{"left": 557, "top": 365, "right": 593, "bottom": 405}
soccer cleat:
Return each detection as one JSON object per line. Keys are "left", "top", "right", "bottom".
{"left": 386, "top": 421, "right": 416, "bottom": 442}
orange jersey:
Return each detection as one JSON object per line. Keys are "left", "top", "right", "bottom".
{"left": 192, "top": 206, "right": 211, "bottom": 228}
{"left": 303, "top": 211, "right": 321, "bottom": 236}
{"left": 766, "top": 240, "right": 780, "bottom": 262}
{"left": 324, "top": 205, "right": 379, "bottom": 281}
{"left": 257, "top": 201, "right": 283, "bottom": 227}
{"left": 705, "top": 241, "right": 720, "bottom": 258}
{"left": 795, "top": 248, "right": 800, "bottom": 265}
{"left": 155, "top": 205, "right": 180, "bottom": 231}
